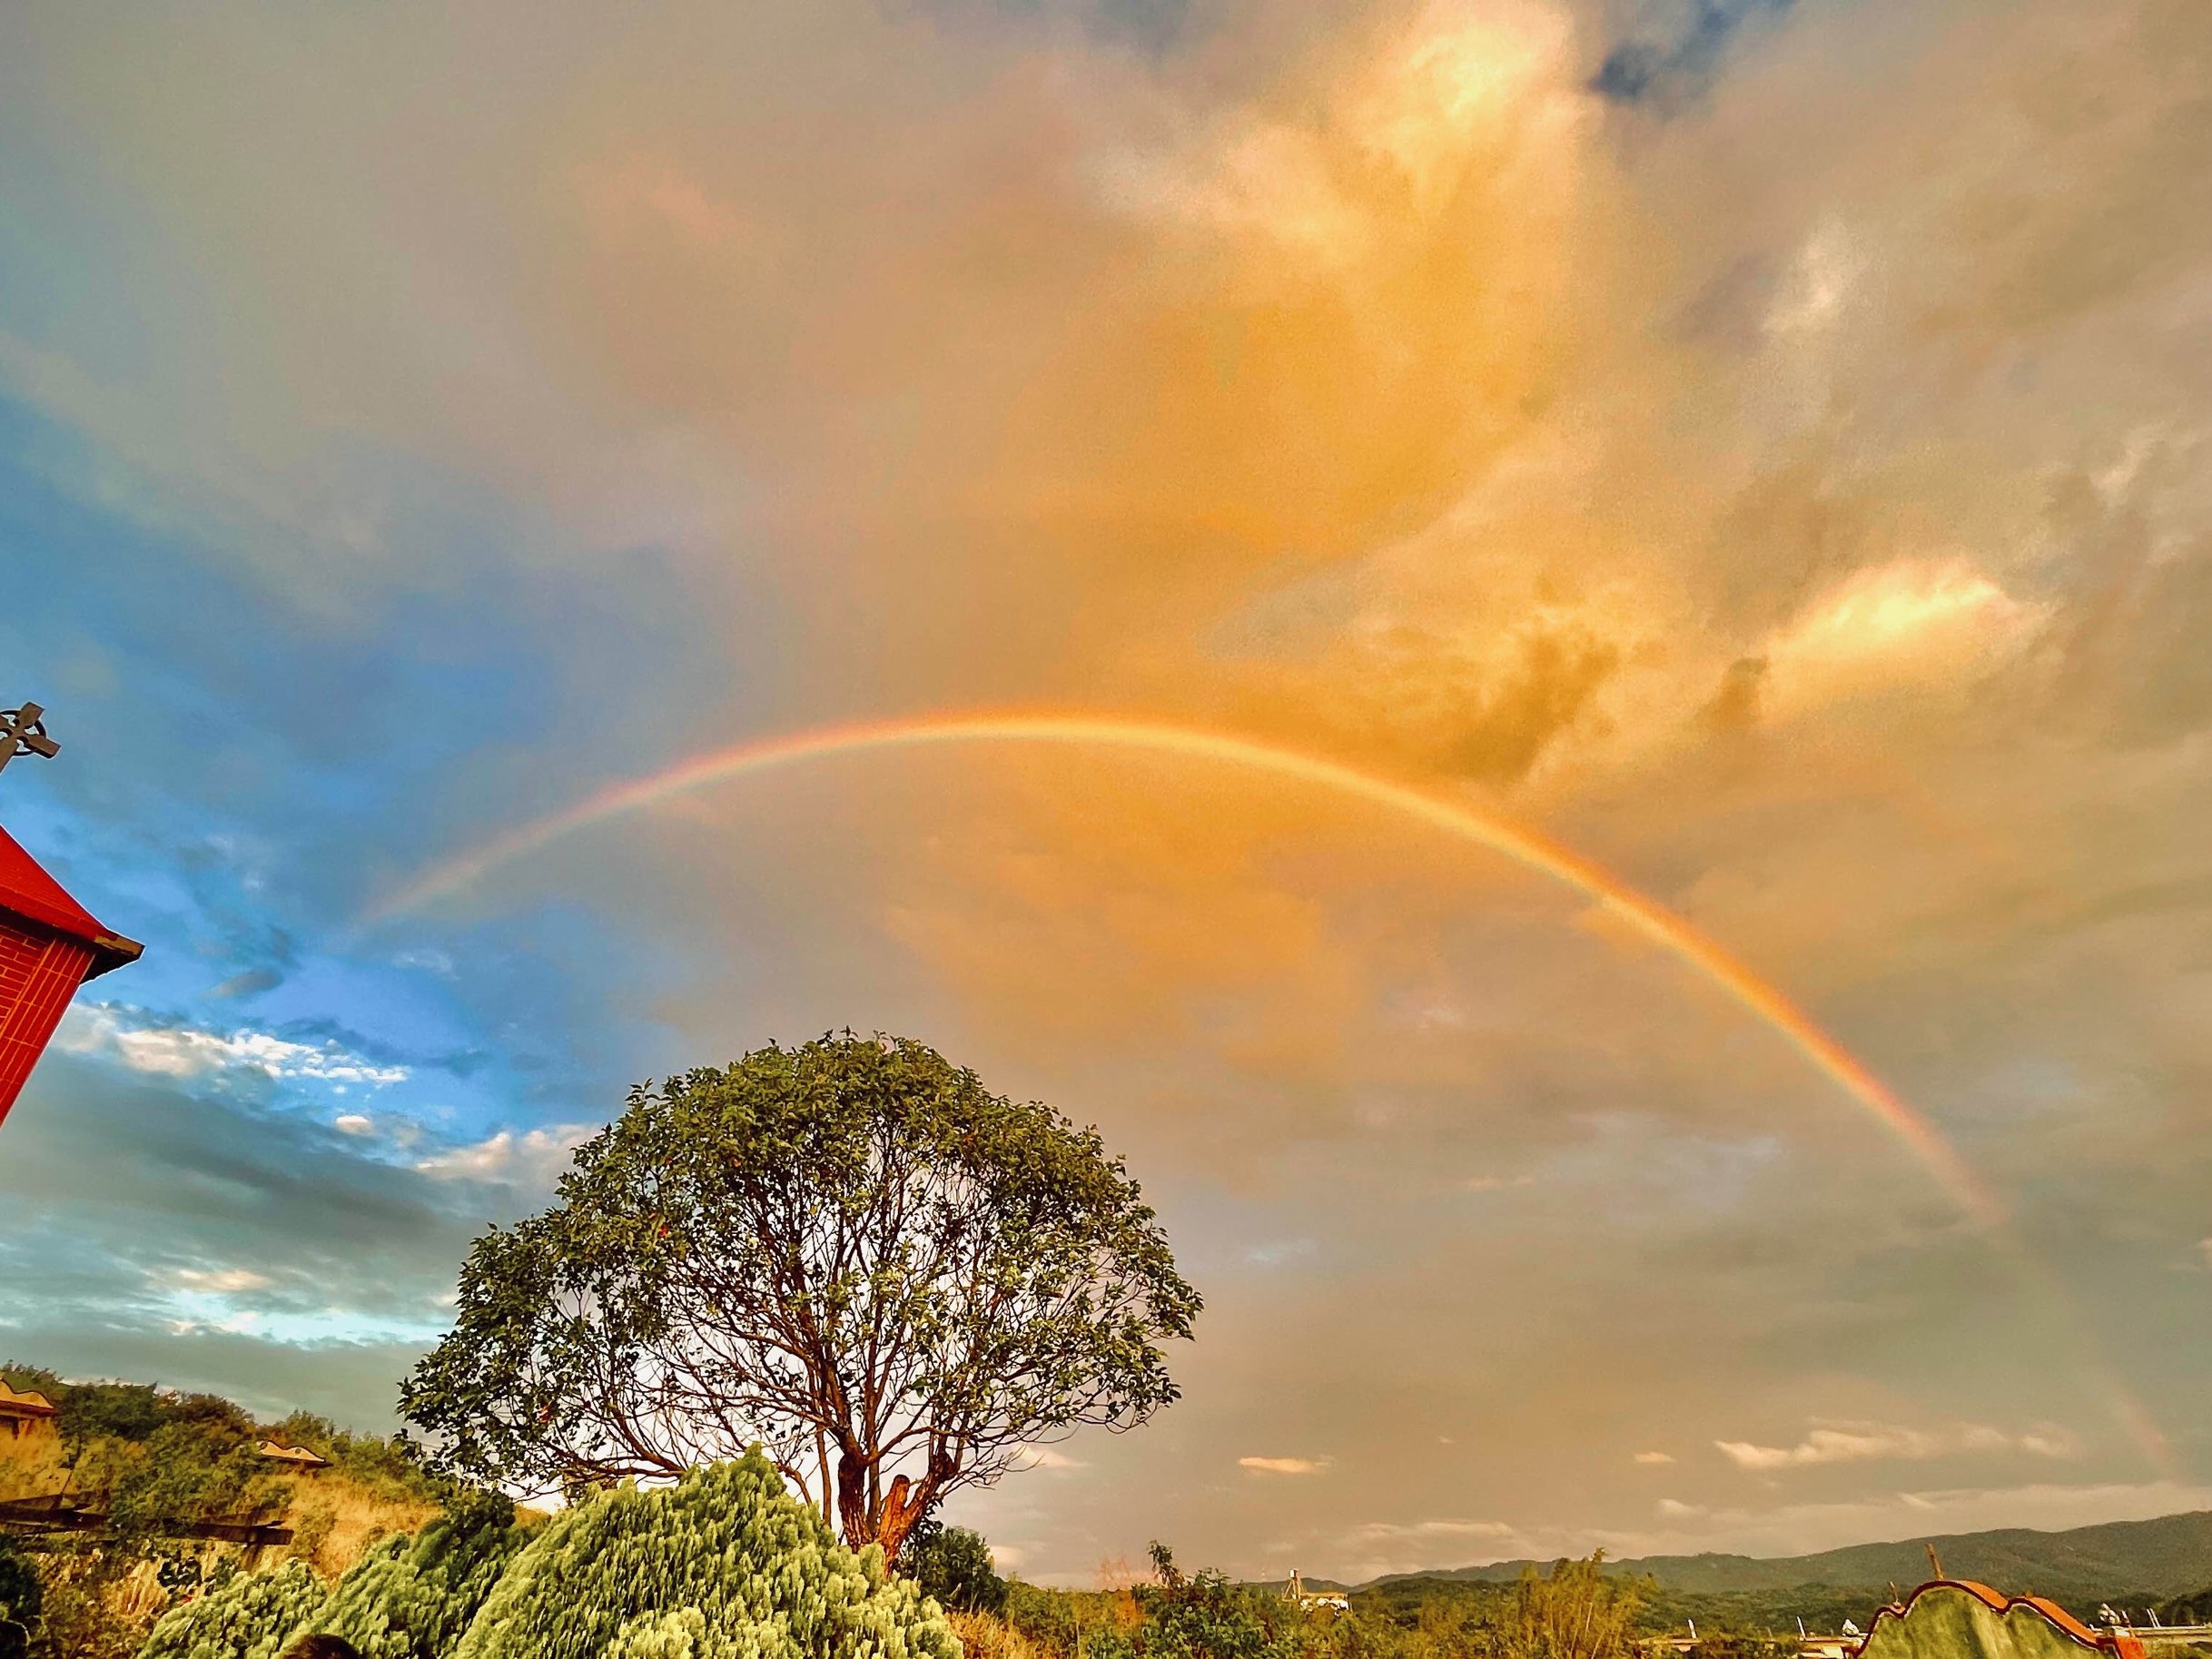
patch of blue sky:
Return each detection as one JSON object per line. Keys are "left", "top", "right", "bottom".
{"left": 0, "top": 385, "right": 711, "bottom": 1148}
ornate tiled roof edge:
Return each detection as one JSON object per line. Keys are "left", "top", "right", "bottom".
{"left": 1860, "top": 1581, "right": 2146, "bottom": 1659}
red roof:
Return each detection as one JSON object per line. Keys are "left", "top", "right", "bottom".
{"left": 0, "top": 824, "right": 142, "bottom": 978}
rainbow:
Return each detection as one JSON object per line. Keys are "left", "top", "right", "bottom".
{"left": 379, "top": 712, "right": 2002, "bottom": 1223}
{"left": 370, "top": 708, "right": 2177, "bottom": 1475}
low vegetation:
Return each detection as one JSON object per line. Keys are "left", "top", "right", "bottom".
{"left": 910, "top": 1538, "right": 1675, "bottom": 1659}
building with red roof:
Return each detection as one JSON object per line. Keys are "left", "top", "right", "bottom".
{"left": 0, "top": 823, "right": 141, "bottom": 1129}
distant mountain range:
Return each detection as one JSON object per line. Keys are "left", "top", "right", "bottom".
{"left": 1365, "top": 1509, "right": 2212, "bottom": 1601}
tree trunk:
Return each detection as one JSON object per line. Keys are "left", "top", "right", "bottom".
{"left": 834, "top": 1450, "right": 946, "bottom": 1557}
{"left": 835, "top": 1448, "right": 871, "bottom": 1549}
{"left": 875, "top": 1474, "right": 928, "bottom": 1558}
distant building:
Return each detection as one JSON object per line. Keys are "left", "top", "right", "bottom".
{"left": 0, "top": 824, "right": 141, "bottom": 1129}
{"left": 256, "top": 1439, "right": 331, "bottom": 1473}
{"left": 1284, "top": 1570, "right": 1350, "bottom": 1615}
{"left": 0, "top": 1378, "right": 59, "bottom": 1443}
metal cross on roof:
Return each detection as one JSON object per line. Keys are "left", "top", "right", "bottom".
{"left": 0, "top": 703, "right": 60, "bottom": 776}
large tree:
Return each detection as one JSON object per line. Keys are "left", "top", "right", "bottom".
{"left": 400, "top": 1033, "right": 1200, "bottom": 1555}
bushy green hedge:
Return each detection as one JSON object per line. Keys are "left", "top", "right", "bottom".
{"left": 453, "top": 1453, "right": 958, "bottom": 1659}
{"left": 138, "top": 1558, "right": 329, "bottom": 1659}
{"left": 283, "top": 1489, "right": 527, "bottom": 1659}
{"left": 133, "top": 1454, "right": 955, "bottom": 1659}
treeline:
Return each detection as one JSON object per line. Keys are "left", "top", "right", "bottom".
{"left": 931, "top": 1539, "right": 1742, "bottom": 1659}
{"left": 1357, "top": 1576, "right": 1901, "bottom": 1643}
{"left": 1355, "top": 1572, "right": 2167, "bottom": 1637}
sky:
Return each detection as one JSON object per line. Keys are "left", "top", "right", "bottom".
{"left": 3, "top": 0, "right": 2210, "bottom": 1588}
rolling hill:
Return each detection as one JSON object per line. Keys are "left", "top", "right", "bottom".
{"left": 1369, "top": 1509, "right": 2212, "bottom": 1603}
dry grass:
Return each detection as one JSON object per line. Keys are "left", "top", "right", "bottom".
{"left": 279, "top": 1472, "right": 443, "bottom": 1578}
{"left": 0, "top": 1439, "right": 435, "bottom": 1580}
{"left": 949, "top": 1610, "right": 1058, "bottom": 1659}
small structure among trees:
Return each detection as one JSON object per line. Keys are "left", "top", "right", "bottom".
{"left": 253, "top": 1440, "right": 329, "bottom": 1474}
{"left": 1283, "top": 1569, "right": 1349, "bottom": 1615}
{"left": 0, "top": 1382, "right": 56, "bottom": 1446}
{"left": 402, "top": 1033, "right": 1200, "bottom": 1556}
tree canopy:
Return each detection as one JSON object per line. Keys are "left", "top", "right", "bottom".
{"left": 401, "top": 1033, "right": 1200, "bottom": 1553}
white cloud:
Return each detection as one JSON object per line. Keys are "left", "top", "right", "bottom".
{"left": 1763, "top": 218, "right": 1866, "bottom": 336}
{"left": 170, "top": 1267, "right": 274, "bottom": 1293}
{"left": 1348, "top": 1517, "right": 1518, "bottom": 1542}
{"left": 1716, "top": 1420, "right": 2078, "bottom": 1472}
{"left": 1634, "top": 1450, "right": 1675, "bottom": 1466}
{"left": 1761, "top": 558, "right": 2047, "bottom": 716}
{"left": 1240, "top": 1456, "right": 1334, "bottom": 1476}
{"left": 415, "top": 1124, "right": 597, "bottom": 1185}
{"left": 1465, "top": 1173, "right": 1536, "bottom": 1192}
{"left": 1331, "top": 1516, "right": 1536, "bottom": 1578}
{"left": 58, "top": 1004, "right": 410, "bottom": 1087}
{"left": 1655, "top": 1498, "right": 1704, "bottom": 1518}
{"left": 1012, "top": 1446, "right": 1085, "bottom": 1471}
{"left": 332, "top": 1113, "right": 375, "bottom": 1136}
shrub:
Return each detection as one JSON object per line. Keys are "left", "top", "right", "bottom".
{"left": 0, "top": 1537, "right": 38, "bottom": 1628}
{"left": 450, "top": 1451, "right": 958, "bottom": 1659}
{"left": 902, "top": 1522, "right": 1008, "bottom": 1615}
{"left": 137, "top": 1558, "right": 329, "bottom": 1659}
{"left": 286, "top": 1490, "right": 525, "bottom": 1659}
{"left": 1491, "top": 1556, "right": 1645, "bottom": 1659}
{"left": 1002, "top": 1582, "right": 1139, "bottom": 1659}
{"left": 950, "top": 1610, "right": 1059, "bottom": 1659}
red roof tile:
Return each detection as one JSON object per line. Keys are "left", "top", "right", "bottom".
{"left": 0, "top": 824, "right": 141, "bottom": 978}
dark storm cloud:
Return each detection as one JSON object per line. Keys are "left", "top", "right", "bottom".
{"left": 0, "top": 1323, "right": 430, "bottom": 1435}
{"left": 0, "top": 1050, "right": 575, "bottom": 1427}
{"left": 207, "top": 966, "right": 284, "bottom": 999}
{"left": 0, "top": 1054, "right": 479, "bottom": 1289}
